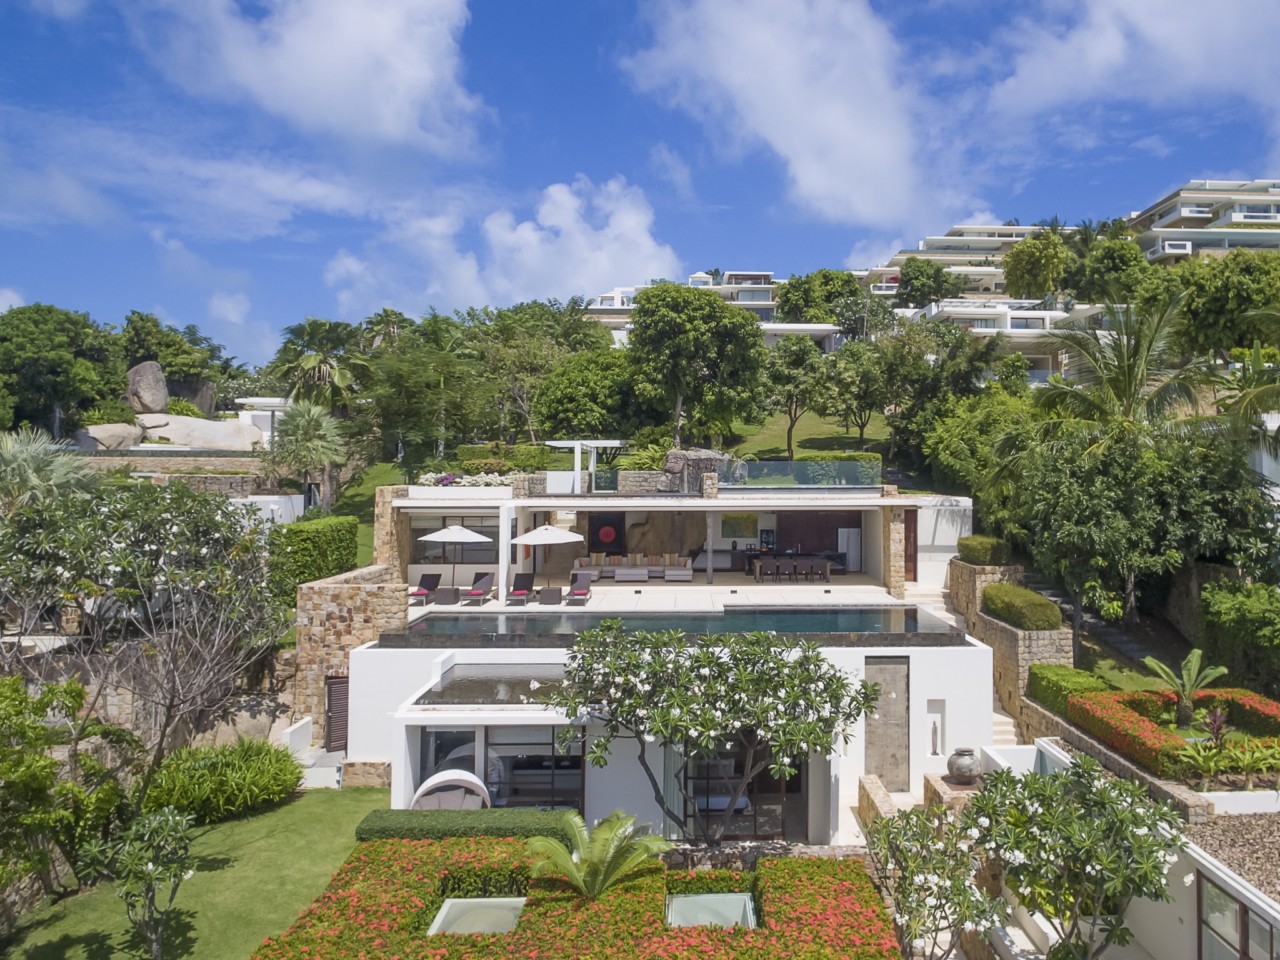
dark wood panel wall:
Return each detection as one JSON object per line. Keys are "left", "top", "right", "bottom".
{"left": 773, "top": 511, "right": 862, "bottom": 555}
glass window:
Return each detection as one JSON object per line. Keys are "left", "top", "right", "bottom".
{"left": 411, "top": 516, "right": 499, "bottom": 565}
{"left": 485, "top": 726, "right": 583, "bottom": 811}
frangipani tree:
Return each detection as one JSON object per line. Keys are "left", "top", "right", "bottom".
{"left": 541, "top": 623, "right": 879, "bottom": 842}
{"left": 966, "top": 756, "right": 1186, "bottom": 960}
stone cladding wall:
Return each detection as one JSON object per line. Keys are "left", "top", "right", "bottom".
{"left": 294, "top": 565, "right": 407, "bottom": 747}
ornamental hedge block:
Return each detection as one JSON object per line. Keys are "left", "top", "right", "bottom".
{"left": 982, "top": 582, "right": 1063, "bottom": 631}
{"left": 251, "top": 838, "right": 899, "bottom": 959}
{"left": 1066, "top": 688, "right": 1280, "bottom": 778}
{"left": 1027, "top": 664, "right": 1112, "bottom": 716}
{"left": 267, "top": 514, "right": 358, "bottom": 602}
{"left": 957, "top": 535, "right": 1012, "bottom": 566}
{"left": 354, "top": 808, "right": 574, "bottom": 844}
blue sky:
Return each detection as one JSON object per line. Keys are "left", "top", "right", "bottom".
{"left": 2, "top": 0, "right": 1279, "bottom": 366}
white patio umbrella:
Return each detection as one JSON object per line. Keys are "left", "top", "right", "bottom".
{"left": 418, "top": 525, "right": 493, "bottom": 588}
{"left": 511, "top": 524, "right": 585, "bottom": 587}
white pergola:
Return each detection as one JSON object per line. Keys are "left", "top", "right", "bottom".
{"left": 543, "top": 440, "right": 625, "bottom": 495}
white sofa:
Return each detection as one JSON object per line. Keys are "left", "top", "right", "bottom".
{"left": 573, "top": 553, "right": 692, "bottom": 582}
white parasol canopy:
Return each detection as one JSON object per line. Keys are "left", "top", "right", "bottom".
{"left": 418, "top": 525, "right": 493, "bottom": 588}
{"left": 512, "top": 524, "right": 585, "bottom": 587}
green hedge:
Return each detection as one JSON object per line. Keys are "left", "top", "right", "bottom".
{"left": 267, "top": 514, "right": 359, "bottom": 602}
{"left": 144, "top": 739, "right": 302, "bottom": 824}
{"left": 1202, "top": 579, "right": 1280, "bottom": 696}
{"left": 982, "top": 582, "right": 1063, "bottom": 631}
{"left": 1027, "top": 664, "right": 1112, "bottom": 716}
{"left": 354, "top": 808, "right": 574, "bottom": 844}
{"left": 957, "top": 535, "right": 1012, "bottom": 565}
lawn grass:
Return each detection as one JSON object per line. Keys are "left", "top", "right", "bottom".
{"left": 4, "top": 788, "right": 389, "bottom": 960}
{"left": 332, "top": 462, "right": 403, "bottom": 566}
{"left": 728, "top": 410, "right": 888, "bottom": 459}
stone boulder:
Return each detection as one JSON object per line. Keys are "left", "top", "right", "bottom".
{"left": 660, "top": 447, "right": 732, "bottom": 494}
{"left": 125, "top": 361, "right": 169, "bottom": 414}
{"left": 72, "top": 423, "right": 144, "bottom": 451}
{"left": 136, "top": 414, "right": 263, "bottom": 451}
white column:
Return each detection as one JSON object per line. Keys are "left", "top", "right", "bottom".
{"left": 497, "top": 502, "right": 515, "bottom": 597}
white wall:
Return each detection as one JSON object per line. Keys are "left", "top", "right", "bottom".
{"left": 860, "top": 509, "right": 884, "bottom": 584}
{"left": 583, "top": 728, "right": 666, "bottom": 832}
{"left": 821, "top": 637, "right": 993, "bottom": 843}
{"left": 916, "top": 501, "right": 972, "bottom": 588}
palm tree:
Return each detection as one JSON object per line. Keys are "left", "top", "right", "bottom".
{"left": 1030, "top": 295, "right": 1208, "bottom": 452}
{"left": 0, "top": 427, "right": 98, "bottom": 512}
{"left": 269, "top": 318, "right": 371, "bottom": 412}
{"left": 1142, "top": 649, "right": 1228, "bottom": 728}
{"left": 271, "top": 402, "right": 346, "bottom": 510}
{"left": 526, "top": 810, "right": 671, "bottom": 900}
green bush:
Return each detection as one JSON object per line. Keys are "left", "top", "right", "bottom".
{"left": 144, "top": 739, "right": 302, "bottom": 825}
{"left": 166, "top": 397, "right": 205, "bottom": 419}
{"left": 267, "top": 514, "right": 358, "bottom": 602}
{"left": 957, "top": 535, "right": 1012, "bottom": 565}
{"left": 460, "top": 457, "right": 514, "bottom": 475}
{"left": 982, "top": 582, "right": 1063, "bottom": 631}
{"left": 507, "top": 444, "right": 552, "bottom": 471}
{"left": 80, "top": 400, "right": 138, "bottom": 427}
{"left": 1027, "top": 664, "right": 1112, "bottom": 716}
{"left": 354, "top": 808, "right": 575, "bottom": 844}
{"left": 1202, "top": 579, "right": 1280, "bottom": 696}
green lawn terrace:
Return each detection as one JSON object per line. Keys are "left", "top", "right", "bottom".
{"left": 250, "top": 836, "right": 900, "bottom": 960}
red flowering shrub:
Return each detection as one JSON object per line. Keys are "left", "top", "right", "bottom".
{"left": 251, "top": 839, "right": 898, "bottom": 959}
{"left": 1067, "top": 689, "right": 1280, "bottom": 778}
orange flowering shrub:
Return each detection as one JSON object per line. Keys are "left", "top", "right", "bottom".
{"left": 252, "top": 838, "right": 897, "bottom": 959}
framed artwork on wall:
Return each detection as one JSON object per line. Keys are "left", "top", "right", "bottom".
{"left": 721, "top": 513, "right": 759, "bottom": 540}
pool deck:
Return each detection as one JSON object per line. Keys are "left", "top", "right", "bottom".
{"left": 408, "top": 576, "right": 957, "bottom": 624}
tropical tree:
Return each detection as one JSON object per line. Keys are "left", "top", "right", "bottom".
{"left": 628, "top": 284, "right": 767, "bottom": 447}
{"left": 893, "top": 257, "right": 965, "bottom": 309}
{"left": 812, "top": 340, "right": 885, "bottom": 444}
{"left": 540, "top": 624, "right": 878, "bottom": 842}
{"left": 0, "top": 303, "right": 123, "bottom": 436}
{"left": 867, "top": 806, "right": 1006, "bottom": 960}
{"left": 0, "top": 427, "right": 98, "bottom": 513}
{"left": 526, "top": 810, "right": 670, "bottom": 900}
{"left": 1003, "top": 229, "right": 1072, "bottom": 300}
{"left": 1031, "top": 296, "right": 1205, "bottom": 451}
{"left": 967, "top": 756, "right": 1186, "bottom": 960}
{"left": 270, "top": 402, "right": 346, "bottom": 511}
{"left": 775, "top": 268, "right": 862, "bottom": 324}
{"left": 269, "top": 318, "right": 370, "bottom": 412}
{"left": 1141, "top": 649, "right": 1229, "bottom": 728}
{"left": 764, "top": 335, "right": 823, "bottom": 459}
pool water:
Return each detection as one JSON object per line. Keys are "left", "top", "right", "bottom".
{"left": 413, "top": 606, "right": 950, "bottom": 636}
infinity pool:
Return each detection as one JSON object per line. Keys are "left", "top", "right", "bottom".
{"left": 410, "top": 605, "right": 951, "bottom": 636}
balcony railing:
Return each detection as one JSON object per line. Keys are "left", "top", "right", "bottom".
{"left": 717, "top": 459, "right": 881, "bottom": 489}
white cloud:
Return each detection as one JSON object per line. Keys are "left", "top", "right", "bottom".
{"left": 0, "top": 287, "right": 25, "bottom": 311}
{"left": 649, "top": 142, "right": 696, "bottom": 203}
{"left": 125, "top": 0, "right": 484, "bottom": 151}
{"left": 623, "top": 0, "right": 949, "bottom": 230}
{"left": 208, "top": 291, "right": 250, "bottom": 326}
{"left": 989, "top": 2, "right": 1280, "bottom": 130}
{"left": 326, "top": 175, "right": 681, "bottom": 317}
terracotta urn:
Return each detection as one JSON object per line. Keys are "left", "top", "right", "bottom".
{"left": 947, "top": 747, "right": 981, "bottom": 785}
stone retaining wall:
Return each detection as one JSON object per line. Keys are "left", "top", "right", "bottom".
{"left": 1019, "top": 697, "right": 1212, "bottom": 823}
{"left": 294, "top": 565, "right": 407, "bottom": 747}
{"left": 82, "top": 454, "right": 262, "bottom": 474}
{"left": 975, "top": 611, "right": 1073, "bottom": 722}
{"left": 948, "top": 557, "right": 1023, "bottom": 630}
{"left": 923, "top": 772, "right": 982, "bottom": 815}
{"left": 856, "top": 775, "right": 897, "bottom": 826}
{"left": 342, "top": 760, "right": 392, "bottom": 788}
